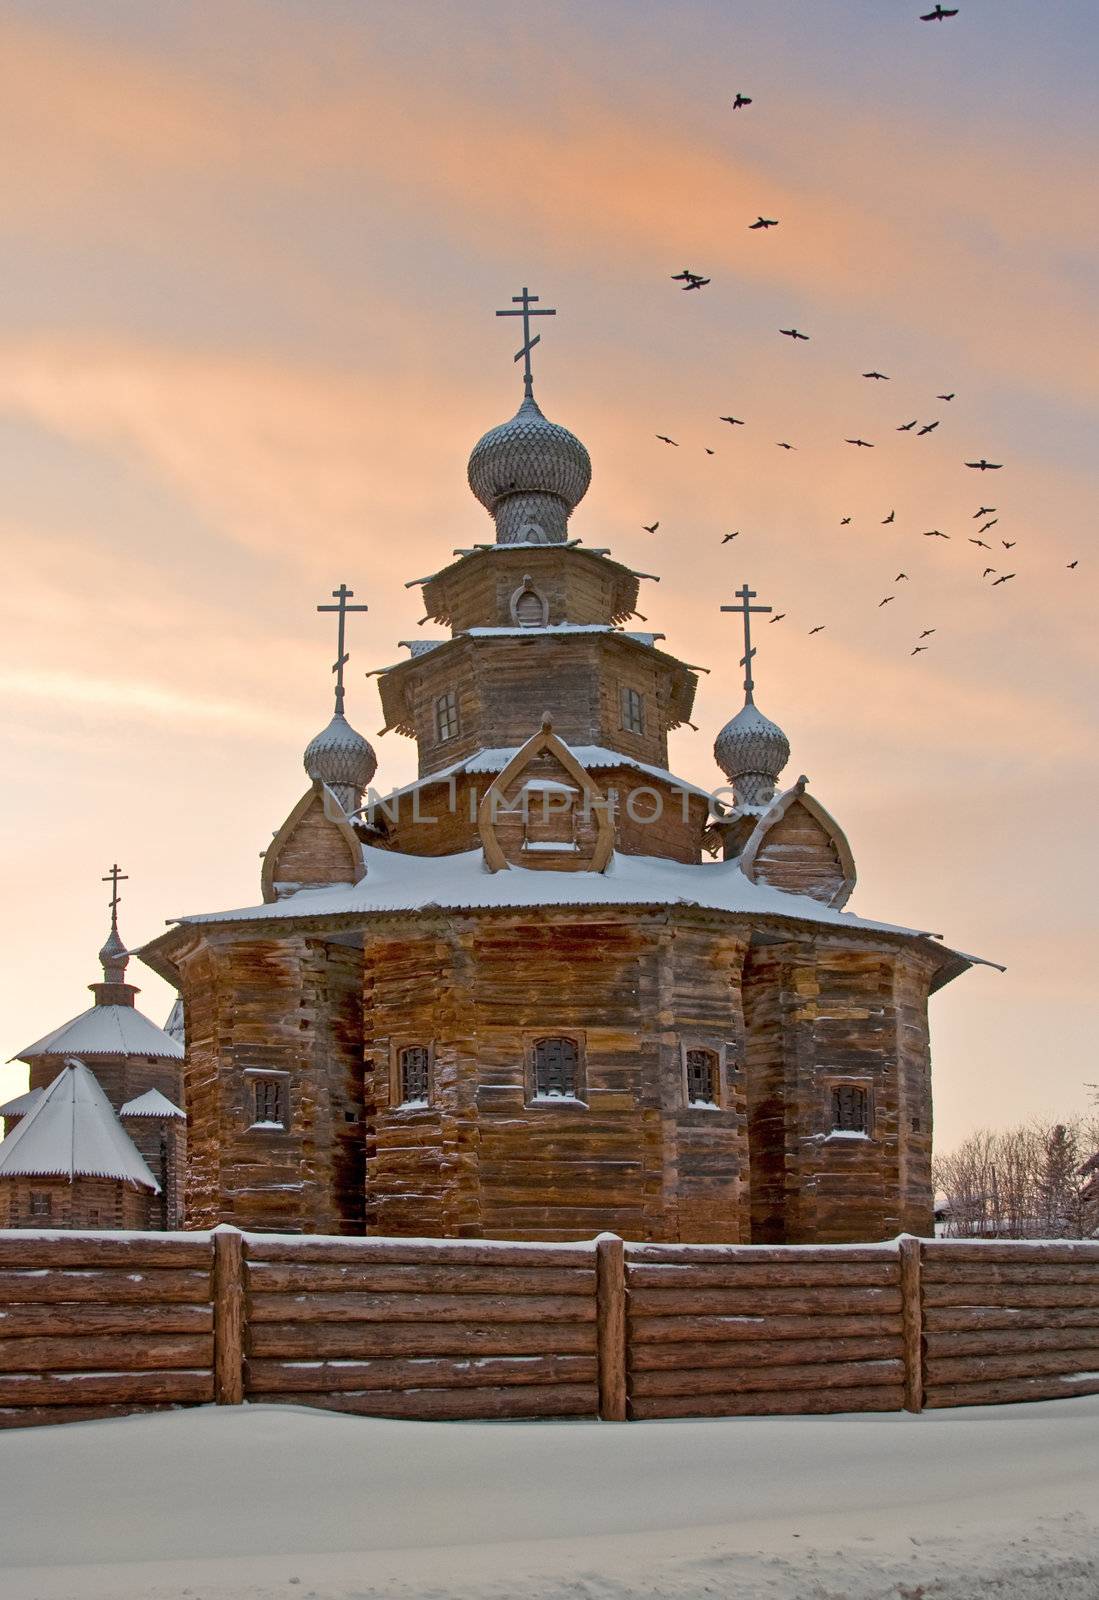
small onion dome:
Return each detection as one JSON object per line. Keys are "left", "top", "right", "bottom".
{"left": 304, "top": 713, "right": 377, "bottom": 806}
{"left": 467, "top": 392, "right": 592, "bottom": 544}
{"left": 714, "top": 700, "right": 790, "bottom": 808}
{"left": 97, "top": 924, "right": 129, "bottom": 983}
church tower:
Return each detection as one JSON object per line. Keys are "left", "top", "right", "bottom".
{"left": 139, "top": 289, "right": 991, "bottom": 1242}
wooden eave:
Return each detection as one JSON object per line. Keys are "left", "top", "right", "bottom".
{"left": 418, "top": 544, "right": 643, "bottom": 629}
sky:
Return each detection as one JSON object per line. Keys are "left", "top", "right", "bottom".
{"left": 0, "top": 0, "right": 1096, "bottom": 1150}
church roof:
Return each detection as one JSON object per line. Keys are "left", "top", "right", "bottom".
{"left": 375, "top": 744, "right": 715, "bottom": 805}
{"left": 0, "top": 1087, "right": 44, "bottom": 1119}
{"left": 15, "top": 1003, "right": 184, "bottom": 1063}
{"left": 119, "top": 1087, "right": 185, "bottom": 1120}
{"left": 0, "top": 1061, "right": 160, "bottom": 1190}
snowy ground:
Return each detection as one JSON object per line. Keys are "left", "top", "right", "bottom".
{"left": 1, "top": 1397, "right": 1097, "bottom": 1600}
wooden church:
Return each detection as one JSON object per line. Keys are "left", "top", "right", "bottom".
{"left": 137, "top": 291, "right": 994, "bottom": 1244}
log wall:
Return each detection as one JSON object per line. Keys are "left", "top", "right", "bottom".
{"left": 0, "top": 1232, "right": 1094, "bottom": 1429}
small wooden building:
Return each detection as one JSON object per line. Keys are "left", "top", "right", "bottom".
{"left": 138, "top": 360, "right": 996, "bottom": 1244}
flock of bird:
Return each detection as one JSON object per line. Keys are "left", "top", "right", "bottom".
{"left": 643, "top": 4, "right": 1078, "bottom": 663}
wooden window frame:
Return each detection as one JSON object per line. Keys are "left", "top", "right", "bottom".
{"left": 680, "top": 1038, "right": 726, "bottom": 1109}
{"left": 389, "top": 1040, "right": 435, "bottom": 1110}
{"left": 824, "top": 1077, "right": 874, "bottom": 1140}
{"left": 620, "top": 684, "right": 645, "bottom": 736}
{"left": 509, "top": 579, "right": 549, "bottom": 628}
{"left": 435, "top": 689, "right": 460, "bottom": 743}
{"left": 29, "top": 1190, "right": 52, "bottom": 1219}
{"left": 244, "top": 1068, "right": 291, "bottom": 1132}
{"left": 524, "top": 1031, "right": 587, "bottom": 1108}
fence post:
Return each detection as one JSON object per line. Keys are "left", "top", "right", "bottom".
{"left": 212, "top": 1226, "right": 245, "bottom": 1406}
{"left": 595, "top": 1232, "right": 627, "bottom": 1421}
{"left": 898, "top": 1234, "right": 924, "bottom": 1413}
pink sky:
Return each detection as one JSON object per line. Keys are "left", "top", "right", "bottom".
{"left": 1, "top": 2, "right": 1096, "bottom": 1150}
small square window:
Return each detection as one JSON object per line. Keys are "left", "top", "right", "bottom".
{"left": 831, "top": 1085, "right": 869, "bottom": 1134}
{"left": 435, "top": 690, "right": 459, "bottom": 742}
{"left": 29, "top": 1191, "right": 51, "bottom": 1219}
{"left": 252, "top": 1076, "right": 287, "bottom": 1129}
{"left": 685, "top": 1048, "right": 719, "bottom": 1106}
{"left": 532, "top": 1036, "right": 580, "bottom": 1100}
{"left": 620, "top": 686, "right": 645, "bottom": 736}
{"left": 398, "top": 1045, "right": 431, "bottom": 1106}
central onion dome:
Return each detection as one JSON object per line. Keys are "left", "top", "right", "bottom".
{"left": 714, "top": 699, "right": 790, "bottom": 809}
{"left": 468, "top": 392, "right": 591, "bottom": 544}
{"left": 304, "top": 713, "right": 377, "bottom": 816}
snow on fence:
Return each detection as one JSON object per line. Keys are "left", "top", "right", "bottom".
{"left": 0, "top": 1231, "right": 1095, "bottom": 1428}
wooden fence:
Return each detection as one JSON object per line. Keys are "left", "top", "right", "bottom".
{"left": 0, "top": 1230, "right": 1096, "bottom": 1428}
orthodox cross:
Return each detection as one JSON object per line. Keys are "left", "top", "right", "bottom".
{"left": 495, "top": 286, "right": 556, "bottom": 398}
{"left": 720, "top": 584, "right": 773, "bottom": 701}
{"left": 101, "top": 863, "right": 128, "bottom": 932}
{"left": 316, "top": 583, "right": 368, "bottom": 717}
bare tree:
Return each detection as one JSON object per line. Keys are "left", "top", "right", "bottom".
{"left": 934, "top": 1115, "right": 1099, "bottom": 1239}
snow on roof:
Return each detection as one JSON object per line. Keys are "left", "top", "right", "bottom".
{"left": 0, "top": 1062, "right": 160, "bottom": 1190}
{"left": 462, "top": 625, "right": 663, "bottom": 646}
{"left": 0, "top": 1087, "right": 44, "bottom": 1118}
{"left": 119, "top": 1087, "right": 185, "bottom": 1120}
{"left": 164, "top": 841, "right": 984, "bottom": 963}
{"left": 373, "top": 744, "right": 716, "bottom": 804}
{"left": 16, "top": 1003, "right": 184, "bottom": 1063}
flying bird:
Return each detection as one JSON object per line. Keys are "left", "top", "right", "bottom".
{"left": 809, "top": 625, "right": 826, "bottom": 634}
{"left": 655, "top": 435, "right": 678, "bottom": 446}
{"left": 1001, "top": 540, "right": 1016, "bottom": 549}
{"left": 923, "top": 529, "right": 949, "bottom": 538}
{"left": 966, "top": 459, "right": 1002, "bottom": 470}
{"left": 705, "top": 448, "right": 715, "bottom": 455}
{"left": 973, "top": 506, "right": 996, "bottom": 518}
{"left": 733, "top": 93, "right": 752, "bottom": 109}
{"left": 937, "top": 393, "right": 955, "bottom": 401}
{"left": 895, "top": 573, "right": 908, "bottom": 581}
{"left": 840, "top": 516, "right": 852, "bottom": 525}
{"left": 879, "top": 596, "right": 895, "bottom": 607}
{"left": 642, "top": 522, "right": 660, "bottom": 533}
{"left": 917, "top": 421, "right": 939, "bottom": 435}
{"left": 863, "top": 371, "right": 889, "bottom": 380}
{"left": 911, "top": 646, "right": 928, "bottom": 655}
{"left": 882, "top": 510, "right": 895, "bottom": 524}
{"left": 979, "top": 519, "right": 998, "bottom": 534}
{"left": 982, "top": 567, "right": 996, "bottom": 578}
{"left": 780, "top": 328, "right": 810, "bottom": 340}
{"left": 671, "top": 270, "right": 705, "bottom": 283}
{"left": 898, "top": 420, "right": 918, "bottom": 430}
{"left": 1068, "top": 560, "right": 1079, "bottom": 569}
{"left": 992, "top": 573, "right": 1015, "bottom": 586}
{"left": 769, "top": 613, "right": 786, "bottom": 624}
{"left": 969, "top": 538, "right": 991, "bottom": 550}
{"left": 749, "top": 217, "right": 779, "bottom": 229}
{"left": 719, "top": 416, "right": 745, "bottom": 425}
{"left": 776, "top": 441, "right": 796, "bottom": 449}
{"left": 721, "top": 532, "right": 740, "bottom": 543}
{"left": 846, "top": 438, "right": 874, "bottom": 447}
{"left": 920, "top": 4, "right": 959, "bottom": 19}
{"left": 919, "top": 629, "right": 936, "bottom": 639}
{"left": 682, "top": 277, "right": 711, "bottom": 291}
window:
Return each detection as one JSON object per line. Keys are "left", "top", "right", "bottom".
{"left": 29, "top": 1191, "right": 51, "bottom": 1219}
{"left": 685, "top": 1048, "right": 719, "bottom": 1106}
{"left": 85, "top": 1208, "right": 101, "bottom": 1228}
{"left": 252, "top": 1076, "right": 287, "bottom": 1129}
{"left": 435, "top": 689, "right": 459, "bottom": 742}
{"left": 831, "top": 1084, "right": 869, "bottom": 1135}
{"left": 398, "top": 1045, "right": 431, "bottom": 1106}
{"left": 620, "top": 686, "right": 645, "bottom": 736}
{"left": 532, "top": 1036, "right": 580, "bottom": 1100}
{"left": 511, "top": 581, "right": 547, "bottom": 627}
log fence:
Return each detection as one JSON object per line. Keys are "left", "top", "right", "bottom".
{"left": 0, "top": 1230, "right": 1095, "bottom": 1428}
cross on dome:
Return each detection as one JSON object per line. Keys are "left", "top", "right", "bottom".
{"left": 305, "top": 583, "right": 377, "bottom": 811}
{"left": 495, "top": 285, "right": 556, "bottom": 399}
{"left": 102, "top": 862, "right": 128, "bottom": 931}
{"left": 720, "top": 583, "right": 773, "bottom": 705}
{"left": 715, "top": 583, "right": 789, "bottom": 807}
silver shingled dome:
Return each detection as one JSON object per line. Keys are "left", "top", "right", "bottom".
{"left": 714, "top": 700, "right": 790, "bottom": 808}
{"left": 304, "top": 713, "right": 377, "bottom": 811}
{"left": 467, "top": 393, "right": 592, "bottom": 544}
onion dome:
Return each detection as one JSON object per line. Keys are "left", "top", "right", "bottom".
{"left": 714, "top": 699, "right": 790, "bottom": 809}
{"left": 304, "top": 712, "right": 377, "bottom": 815}
{"left": 97, "top": 923, "right": 129, "bottom": 985}
{"left": 468, "top": 392, "right": 591, "bottom": 544}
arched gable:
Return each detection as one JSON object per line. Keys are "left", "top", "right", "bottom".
{"left": 261, "top": 783, "right": 365, "bottom": 903}
{"left": 738, "top": 776, "right": 856, "bottom": 908}
{"left": 478, "top": 717, "right": 614, "bottom": 873}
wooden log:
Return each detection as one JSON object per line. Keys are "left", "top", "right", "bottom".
{"left": 922, "top": 1284, "right": 1099, "bottom": 1310}
{"left": 0, "top": 1370, "right": 214, "bottom": 1406}
{"left": 626, "top": 1262, "right": 897, "bottom": 1290}
{"left": 629, "top": 1384, "right": 903, "bottom": 1420}
{"left": 248, "top": 1291, "right": 596, "bottom": 1325}
{"left": 631, "top": 1358, "right": 904, "bottom": 1398}
{"left": 0, "top": 1269, "right": 211, "bottom": 1304}
{"left": 245, "top": 1238, "right": 594, "bottom": 1268}
{"left": 0, "top": 1334, "right": 212, "bottom": 1373}
{"left": 255, "top": 1383, "right": 599, "bottom": 1420}
{"left": 924, "top": 1304, "right": 1099, "bottom": 1334}
{"left": 244, "top": 1263, "right": 594, "bottom": 1296}
{"left": 595, "top": 1234, "right": 626, "bottom": 1422}
{"left": 0, "top": 1402, "right": 182, "bottom": 1431}
{"left": 627, "top": 1287, "right": 902, "bottom": 1317}
{"left": 624, "top": 1244, "right": 896, "bottom": 1266}
{"left": 925, "top": 1347, "right": 1099, "bottom": 1386}
{"left": 0, "top": 1236, "right": 212, "bottom": 1269}
{"left": 630, "top": 1312, "right": 903, "bottom": 1345}
{"left": 925, "top": 1326, "right": 1099, "bottom": 1358}
{"left": 629, "top": 1335, "right": 901, "bottom": 1373}
{"left": 921, "top": 1243, "right": 1099, "bottom": 1266}
{"left": 921, "top": 1261, "right": 1099, "bottom": 1286}
{"left": 924, "top": 1372, "right": 1099, "bottom": 1409}
{"left": 0, "top": 1304, "right": 213, "bottom": 1338}
{"left": 245, "top": 1353, "right": 597, "bottom": 1394}
{"left": 898, "top": 1235, "right": 923, "bottom": 1414}
{"left": 247, "top": 1320, "right": 596, "bottom": 1360}
{"left": 213, "top": 1229, "right": 244, "bottom": 1406}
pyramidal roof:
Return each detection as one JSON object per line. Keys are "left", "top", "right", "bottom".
{"left": 119, "top": 1087, "right": 185, "bottom": 1120}
{"left": 16, "top": 1003, "right": 184, "bottom": 1063}
{"left": 0, "top": 1061, "right": 160, "bottom": 1190}
{"left": 0, "top": 1087, "right": 44, "bottom": 1119}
